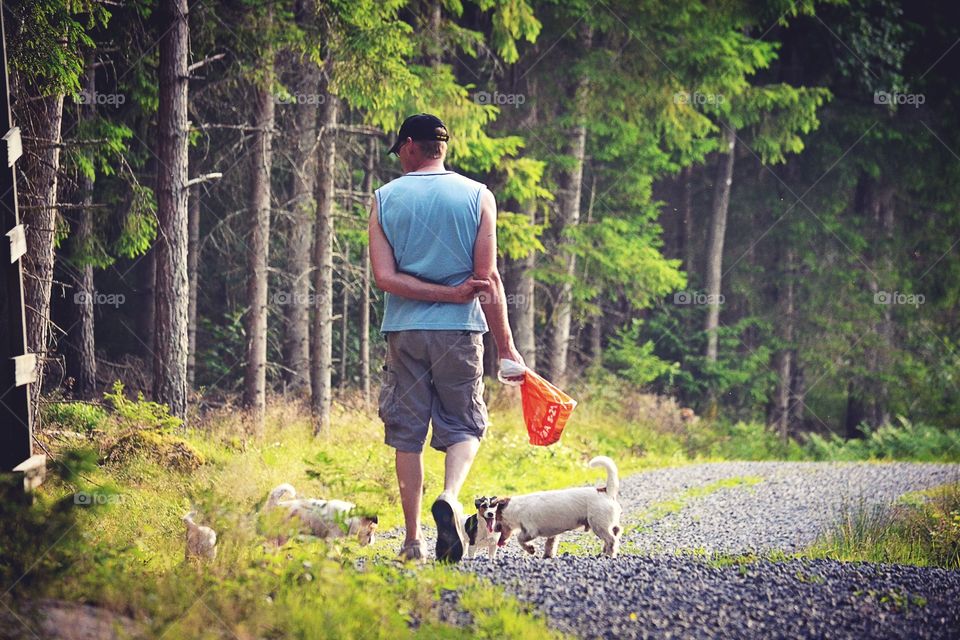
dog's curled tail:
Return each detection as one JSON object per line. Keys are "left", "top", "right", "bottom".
{"left": 588, "top": 456, "right": 619, "bottom": 501}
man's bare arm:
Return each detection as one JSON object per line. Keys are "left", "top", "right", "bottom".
{"left": 368, "top": 198, "right": 486, "bottom": 303}
{"left": 473, "top": 189, "right": 524, "bottom": 364}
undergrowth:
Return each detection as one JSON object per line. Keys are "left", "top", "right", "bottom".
{"left": 806, "top": 484, "right": 960, "bottom": 569}
{"left": 10, "top": 382, "right": 958, "bottom": 638}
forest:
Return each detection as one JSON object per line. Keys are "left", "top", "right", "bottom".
{"left": 7, "top": 0, "right": 959, "bottom": 441}
{"left": 1, "top": 0, "right": 959, "bottom": 638}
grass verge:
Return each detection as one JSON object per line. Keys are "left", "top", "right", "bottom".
{"left": 803, "top": 484, "right": 960, "bottom": 569}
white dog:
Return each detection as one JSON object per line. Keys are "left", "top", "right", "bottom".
{"left": 464, "top": 496, "right": 501, "bottom": 559}
{"left": 183, "top": 512, "right": 217, "bottom": 560}
{"left": 496, "top": 456, "right": 622, "bottom": 558}
{"left": 264, "top": 484, "right": 378, "bottom": 545}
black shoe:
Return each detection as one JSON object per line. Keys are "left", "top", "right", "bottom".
{"left": 432, "top": 495, "right": 464, "bottom": 563}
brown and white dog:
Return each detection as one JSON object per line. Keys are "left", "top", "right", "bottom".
{"left": 264, "top": 483, "right": 378, "bottom": 545}
{"left": 464, "top": 496, "right": 501, "bottom": 559}
{"left": 495, "top": 456, "right": 622, "bottom": 558}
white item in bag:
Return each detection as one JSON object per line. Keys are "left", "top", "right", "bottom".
{"left": 498, "top": 358, "right": 527, "bottom": 386}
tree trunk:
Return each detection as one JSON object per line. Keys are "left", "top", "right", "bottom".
{"left": 311, "top": 93, "right": 339, "bottom": 430}
{"left": 361, "top": 242, "right": 371, "bottom": 407}
{"left": 505, "top": 75, "right": 538, "bottom": 370}
{"left": 770, "top": 247, "right": 795, "bottom": 441}
{"left": 187, "top": 184, "right": 199, "bottom": 390}
{"left": 703, "top": 125, "right": 736, "bottom": 363}
{"left": 790, "top": 353, "right": 805, "bottom": 428}
{"left": 506, "top": 198, "right": 537, "bottom": 370}
{"left": 680, "top": 165, "right": 695, "bottom": 275}
{"left": 866, "top": 181, "right": 895, "bottom": 428}
{"left": 66, "top": 63, "right": 97, "bottom": 398}
{"left": 242, "top": 37, "right": 276, "bottom": 427}
{"left": 361, "top": 137, "right": 377, "bottom": 405}
{"left": 18, "top": 92, "right": 64, "bottom": 410}
{"left": 546, "top": 26, "right": 592, "bottom": 387}
{"left": 153, "top": 0, "right": 190, "bottom": 419}
{"left": 339, "top": 241, "right": 349, "bottom": 390}
{"left": 282, "top": 2, "right": 320, "bottom": 396}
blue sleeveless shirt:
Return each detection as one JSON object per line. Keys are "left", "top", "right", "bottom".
{"left": 375, "top": 170, "right": 489, "bottom": 333}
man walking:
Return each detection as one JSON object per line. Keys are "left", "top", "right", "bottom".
{"left": 368, "top": 113, "right": 523, "bottom": 563}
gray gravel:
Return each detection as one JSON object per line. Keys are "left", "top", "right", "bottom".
{"left": 615, "top": 461, "right": 960, "bottom": 555}
{"left": 466, "top": 555, "right": 960, "bottom": 639}
{"left": 450, "top": 461, "right": 960, "bottom": 639}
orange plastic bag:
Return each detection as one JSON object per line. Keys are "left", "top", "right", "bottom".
{"left": 520, "top": 369, "right": 578, "bottom": 446}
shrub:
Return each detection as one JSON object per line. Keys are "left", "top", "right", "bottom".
{"left": 42, "top": 402, "right": 108, "bottom": 432}
{"left": 103, "top": 381, "right": 183, "bottom": 431}
{"left": 811, "top": 484, "right": 960, "bottom": 568}
{"left": 803, "top": 417, "right": 960, "bottom": 462}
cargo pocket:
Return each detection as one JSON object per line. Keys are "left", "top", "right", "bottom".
{"left": 377, "top": 365, "right": 398, "bottom": 424}
{"left": 463, "top": 333, "right": 488, "bottom": 435}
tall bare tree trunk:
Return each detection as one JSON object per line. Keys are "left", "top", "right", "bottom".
{"left": 339, "top": 240, "right": 349, "bottom": 390}
{"left": 311, "top": 93, "right": 339, "bottom": 430}
{"left": 864, "top": 180, "right": 895, "bottom": 428}
{"left": 282, "top": 1, "right": 320, "bottom": 396}
{"left": 703, "top": 125, "right": 736, "bottom": 363}
{"left": 361, "top": 137, "right": 378, "bottom": 405}
{"left": 546, "top": 26, "right": 591, "bottom": 387}
{"left": 187, "top": 184, "right": 199, "bottom": 390}
{"left": 66, "top": 64, "right": 97, "bottom": 398}
{"left": 18, "top": 91, "right": 64, "bottom": 411}
{"left": 361, "top": 242, "right": 371, "bottom": 407}
{"left": 243, "top": 34, "right": 276, "bottom": 427}
{"left": 153, "top": 0, "right": 190, "bottom": 419}
{"left": 771, "top": 247, "right": 795, "bottom": 440}
{"left": 680, "top": 165, "right": 695, "bottom": 275}
{"left": 507, "top": 198, "right": 537, "bottom": 370}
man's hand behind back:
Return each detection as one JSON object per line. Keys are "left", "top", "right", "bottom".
{"left": 450, "top": 277, "right": 490, "bottom": 304}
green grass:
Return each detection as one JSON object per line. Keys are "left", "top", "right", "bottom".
{"left": 10, "top": 389, "right": 697, "bottom": 638}
{"left": 10, "top": 383, "right": 959, "bottom": 637}
{"left": 804, "top": 483, "right": 960, "bottom": 569}
{"left": 631, "top": 476, "right": 764, "bottom": 528}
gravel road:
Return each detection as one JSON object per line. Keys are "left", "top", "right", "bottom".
{"left": 449, "top": 461, "right": 960, "bottom": 639}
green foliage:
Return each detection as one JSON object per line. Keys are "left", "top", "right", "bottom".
{"left": 685, "top": 420, "right": 807, "bottom": 461}
{"left": 0, "top": 447, "right": 114, "bottom": 594}
{"left": 477, "top": 0, "right": 542, "bottom": 64}
{"left": 807, "top": 484, "right": 960, "bottom": 569}
{"left": 42, "top": 401, "right": 108, "bottom": 432}
{"left": 112, "top": 182, "right": 158, "bottom": 258}
{"left": 606, "top": 319, "right": 680, "bottom": 387}
{"left": 497, "top": 211, "right": 544, "bottom": 260}
{"left": 569, "top": 215, "right": 687, "bottom": 311}
{"left": 103, "top": 381, "right": 183, "bottom": 432}
{"left": 804, "top": 417, "right": 960, "bottom": 463}
{"left": 7, "top": 0, "right": 108, "bottom": 95}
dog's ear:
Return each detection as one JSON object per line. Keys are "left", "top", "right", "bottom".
{"left": 474, "top": 497, "right": 484, "bottom": 509}
{"left": 495, "top": 497, "right": 510, "bottom": 511}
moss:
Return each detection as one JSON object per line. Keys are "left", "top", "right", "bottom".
{"left": 101, "top": 428, "right": 205, "bottom": 472}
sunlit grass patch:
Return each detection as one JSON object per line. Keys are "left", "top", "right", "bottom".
{"left": 626, "top": 475, "right": 764, "bottom": 533}
{"left": 804, "top": 483, "right": 960, "bottom": 569}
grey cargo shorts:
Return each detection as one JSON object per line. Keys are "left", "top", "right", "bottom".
{"left": 378, "top": 330, "right": 488, "bottom": 453}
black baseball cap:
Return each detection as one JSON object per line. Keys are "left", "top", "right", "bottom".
{"left": 388, "top": 113, "right": 449, "bottom": 155}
